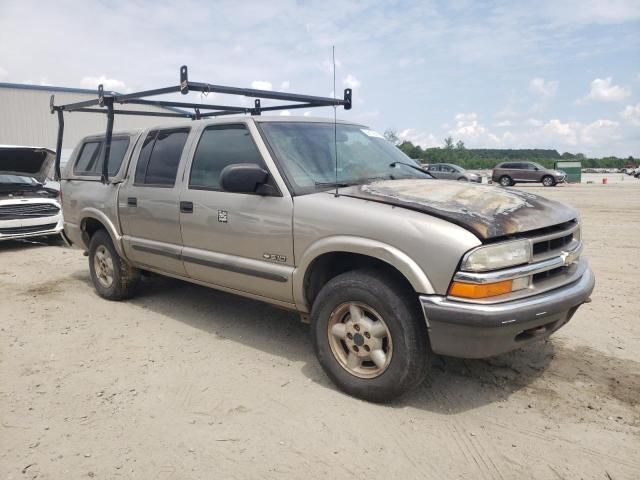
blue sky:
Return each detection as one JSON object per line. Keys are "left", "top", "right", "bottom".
{"left": 1, "top": 0, "right": 638, "bottom": 157}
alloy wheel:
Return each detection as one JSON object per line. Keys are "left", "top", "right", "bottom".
{"left": 327, "top": 302, "right": 393, "bottom": 379}
{"left": 93, "top": 245, "right": 115, "bottom": 288}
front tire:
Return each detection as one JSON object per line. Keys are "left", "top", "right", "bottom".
{"left": 542, "top": 175, "right": 556, "bottom": 187}
{"left": 311, "top": 269, "right": 430, "bottom": 402}
{"left": 88, "top": 229, "right": 140, "bottom": 300}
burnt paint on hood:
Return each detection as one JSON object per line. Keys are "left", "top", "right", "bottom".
{"left": 338, "top": 179, "right": 577, "bottom": 240}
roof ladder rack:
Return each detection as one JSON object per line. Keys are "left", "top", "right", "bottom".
{"left": 50, "top": 65, "right": 352, "bottom": 182}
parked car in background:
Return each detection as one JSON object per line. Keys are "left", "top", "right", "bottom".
{"left": 0, "top": 146, "right": 63, "bottom": 242}
{"left": 492, "top": 161, "right": 566, "bottom": 187}
{"left": 425, "top": 163, "right": 482, "bottom": 183}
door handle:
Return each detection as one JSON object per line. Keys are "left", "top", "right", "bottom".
{"left": 127, "top": 197, "right": 137, "bottom": 207}
{"left": 180, "top": 201, "right": 194, "bottom": 213}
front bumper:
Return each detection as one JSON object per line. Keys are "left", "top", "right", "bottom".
{"left": 420, "top": 266, "right": 595, "bottom": 358}
{"left": 0, "top": 214, "right": 63, "bottom": 241}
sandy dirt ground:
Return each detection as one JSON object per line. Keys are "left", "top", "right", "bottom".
{"left": 1, "top": 183, "right": 639, "bottom": 479}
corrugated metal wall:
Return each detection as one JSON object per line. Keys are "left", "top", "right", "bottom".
{"left": 0, "top": 85, "right": 186, "bottom": 160}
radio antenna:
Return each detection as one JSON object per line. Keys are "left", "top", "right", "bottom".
{"left": 332, "top": 46, "right": 339, "bottom": 197}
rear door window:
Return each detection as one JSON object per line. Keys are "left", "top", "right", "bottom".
{"left": 134, "top": 128, "right": 190, "bottom": 187}
{"left": 73, "top": 138, "right": 130, "bottom": 176}
{"left": 74, "top": 141, "right": 101, "bottom": 174}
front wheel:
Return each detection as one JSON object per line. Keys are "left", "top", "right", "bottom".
{"left": 311, "top": 269, "right": 430, "bottom": 402}
{"left": 542, "top": 175, "right": 556, "bottom": 187}
{"left": 88, "top": 229, "right": 140, "bottom": 300}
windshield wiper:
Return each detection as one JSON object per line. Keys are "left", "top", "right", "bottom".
{"left": 314, "top": 181, "right": 356, "bottom": 189}
{"left": 315, "top": 174, "right": 393, "bottom": 190}
{"left": 389, "top": 161, "right": 434, "bottom": 178}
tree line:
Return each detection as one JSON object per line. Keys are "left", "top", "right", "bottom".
{"left": 383, "top": 130, "right": 638, "bottom": 169}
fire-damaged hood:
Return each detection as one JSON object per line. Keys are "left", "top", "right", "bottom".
{"left": 339, "top": 179, "right": 577, "bottom": 240}
{"left": 0, "top": 146, "right": 56, "bottom": 183}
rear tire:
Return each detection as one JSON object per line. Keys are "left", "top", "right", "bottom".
{"left": 88, "top": 229, "right": 140, "bottom": 300}
{"left": 311, "top": 269, "right": 430, "bottom": 403}
{"left": 457, "top": 177, "right": 468, "bottom": 181}
{"left": 499, "top": 175, "right": 513, "bottom": 187}
{"left": 542, "top": 175, "right": 556, "bottom": 187}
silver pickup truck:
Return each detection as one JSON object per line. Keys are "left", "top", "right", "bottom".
{"left": 61, "top": 116, "right": 594, "bottom": 402}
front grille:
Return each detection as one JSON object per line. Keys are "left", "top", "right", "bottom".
{"left": 533, "top": 266, "right": 568, "bottom": 283}
{"left": 532, "top": 233, "right": 574, "bottom": 256}
{"left": 0, "top": 222, "right": 58, "bottom": 235}
{"left": 0, "top": 203, "right": 60, "bottom": 220}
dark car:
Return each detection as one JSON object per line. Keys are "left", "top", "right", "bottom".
{"left": 492, "top": 162, "right": 566, "bottom": 187}
{"left": 426, "top": 163, "right": 482, "bottom": 182}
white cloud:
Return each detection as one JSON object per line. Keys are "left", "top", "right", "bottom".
{"left": 529, "top": 77, "right": 558, "bottom": 97}
{"left": 279, "top": 80, "right": 290, "bottom": 90}
{"left": 0, "top": 66, "right": 7, "bottom": 80}
{"left": 303, "top": 111, "right": 312, "bottom": 117}
{"left": 494, "top": 120, "right": 512, "bottom": 127}
{"left": 80, "top": 75, "right": 127, "bottom": 92}
{"left": 620, "top": 103, "right": 640, "bottom": 126}
{"left": 250, "top": 80, "right": 272, "bottom": 91}
{"left": 527, "top": 118, "right": 543, "bottom": 127}
{"left": 449, "top": 112, "right": 487, "bottom": 138}
{"left": 580, "top": 119, "right": 620, "bottom": 144}
{"left": 279, "top": 110, "right": 291, "bottom": 116}
{"left": 541, "top": 119, "right": 578, "bottom": 145}
{"left": 579, "top": 77, "right": 631, "bottom": 103}
{"left": 398, "top": 129, "right": 438, "bottom": 148}
{"left": 343, "top": 74, "right": 361, "bottom": 89}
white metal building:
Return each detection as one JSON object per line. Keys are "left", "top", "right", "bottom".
{"left": 0, "top": 83, "right": 184, "bottom": 162}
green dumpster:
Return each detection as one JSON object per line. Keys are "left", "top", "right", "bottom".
{"left": 554, "top": 160, "right": 581, "bottom": 183}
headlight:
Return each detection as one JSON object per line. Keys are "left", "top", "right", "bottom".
{"left": 461, "top": 239, "right": 531, "bottom": 272}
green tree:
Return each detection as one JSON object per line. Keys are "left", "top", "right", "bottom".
{"left": 384, "top": 129, "right": 400, "bottom": 145}
{"left": 444, "top": 136, "right": 454, "bottom": 150}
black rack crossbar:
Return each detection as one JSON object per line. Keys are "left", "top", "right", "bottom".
{"left": 50, "top": 65, "right": 352, "bottom": 183}
{"left": 73, "top": 108, "right": 193, "bottom": 118}
{"left": 123, "top": 99, "right": 250, "bottom": 112}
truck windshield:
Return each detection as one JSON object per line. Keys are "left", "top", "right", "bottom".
{"left": 259, "top": 122, "right": 432, "bottom": 195}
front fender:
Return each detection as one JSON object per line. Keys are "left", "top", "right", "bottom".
{"left": 292, "top": 235, "right": 434, "bottom": 311}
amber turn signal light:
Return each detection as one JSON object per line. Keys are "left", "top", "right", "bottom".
{"left": 448, "top": 280, "right": 513, "bottom": 299}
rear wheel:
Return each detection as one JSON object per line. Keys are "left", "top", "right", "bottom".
{"left": 88, "top": 229, "right": 140, "bottom": 300}
{"left": 499, "top": 175, "right": 513, "bottom": 187}
{"left": 311, "top": 269, "right": 430, "bottom": 402}
{"left": 457, "top": 177, "right": 468, "bottom": 181}
{"left": 542, "top": 175, "right": 556, "bottom": 187}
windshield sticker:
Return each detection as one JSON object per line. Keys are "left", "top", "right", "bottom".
{"left": 361, "top": 129, "right": 385, "bottom": 139}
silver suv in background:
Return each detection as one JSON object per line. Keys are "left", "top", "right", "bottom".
{"left": 426, "top": 163, "right": 482, "bottom": 183}
{"left": 61, "top": 117, "right": 594, "bottom": 402}
{"left": 492, "top": 161, "right": 566, "bottom": 187}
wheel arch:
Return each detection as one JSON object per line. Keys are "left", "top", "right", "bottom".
{"left": 293, "top": 236, "right": 434, "bottom": 312}
{"left": 79, "top": 208, "right": 126, "bottom": 257}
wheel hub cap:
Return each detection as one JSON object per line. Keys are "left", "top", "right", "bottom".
{"left": 93, "top": 245, "right": 114, "bottom": 288}
{"left": 327, "top": 302, "right": 393, "bottom": 379}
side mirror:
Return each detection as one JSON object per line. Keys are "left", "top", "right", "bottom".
{"left": 220, "top": 163, "right": 274, "bottom": 195}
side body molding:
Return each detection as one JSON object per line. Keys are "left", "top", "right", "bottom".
{"left": 292, "top": 235, "right": 434, "bottom": 311}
